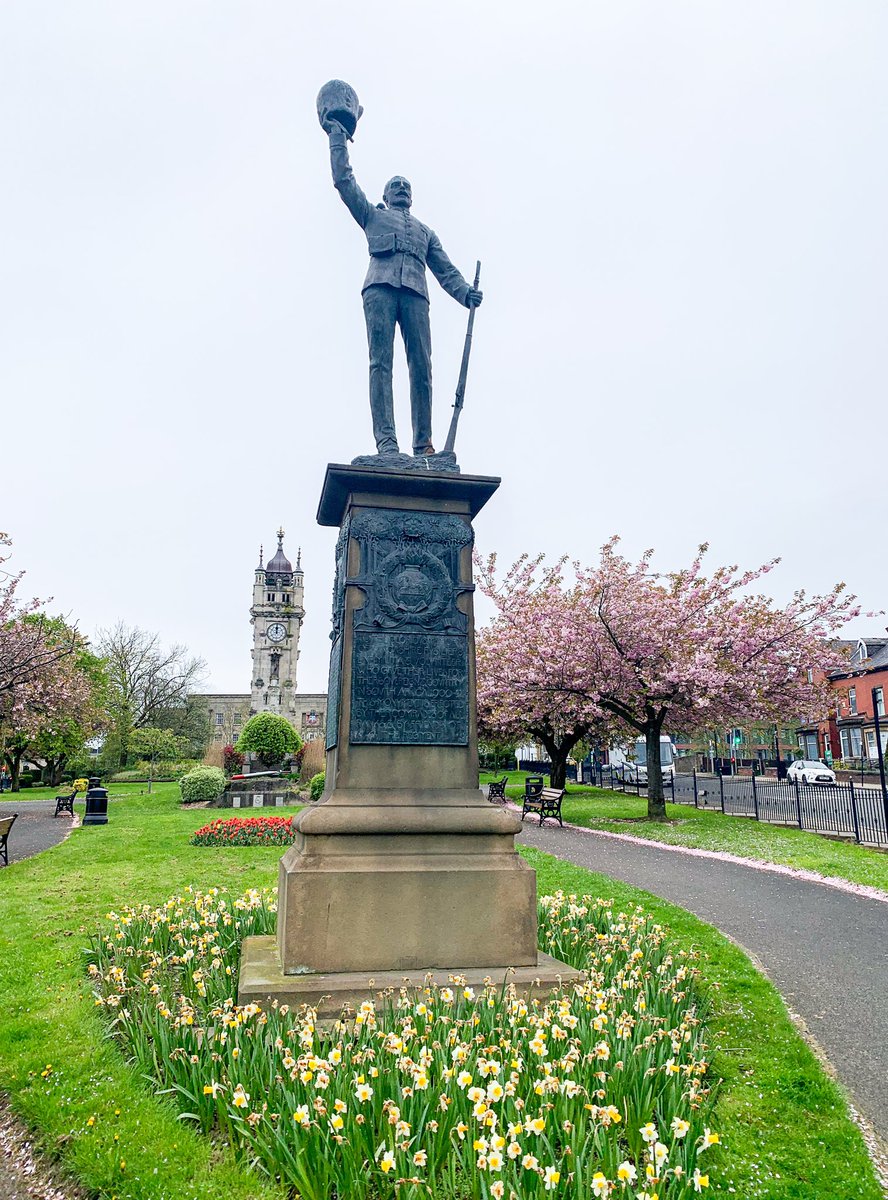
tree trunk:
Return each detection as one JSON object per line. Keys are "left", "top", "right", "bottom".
{"left": 547, "top": 748, "right": 569, "bottom": 789}
{"left": 536, "top": 729, "right": 586, "bottom": 790}
{"left": 6, "top": 748, "right": 25, "bottom": 793}
{"left": 645, "top": 716, "right": 666, "bottom": 820}
{"left": 46, "top": 756, "right": 66, "bottom": 787}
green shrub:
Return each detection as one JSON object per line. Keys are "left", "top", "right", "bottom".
{"left": 309, "top": 770, "right": 325, "bottom": 801}
{"left": 179, "top": 766, "right": 227, "bottom": 804}
{"left": 235, "top": 713, "right": 302, "bottom": 766}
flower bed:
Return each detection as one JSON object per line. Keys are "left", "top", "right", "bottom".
{"left": 86, "top": 889, "right": 719, "bottom": 1198}
{"left": 190, "top": 816, "right": 297, "bottom": 847}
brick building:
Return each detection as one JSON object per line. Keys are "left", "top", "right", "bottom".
{"left": 796, "top": 636, "right": 888, "bottom": 765}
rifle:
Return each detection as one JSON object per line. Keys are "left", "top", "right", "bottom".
{"left": 442, "top": 260, "right": 481, "bottom": 456}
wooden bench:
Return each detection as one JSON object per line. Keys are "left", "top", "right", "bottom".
{"left": 54, "top": 791, "right": 76, "bottom": 817}
{"left": 521, "top": 787, "right": 565, "bottom": 827}
{"left": 0, "top": 813, "right": 18, "bottom": 867}
{"left": 487, "top": 776, "right": 508, "bottom": 803}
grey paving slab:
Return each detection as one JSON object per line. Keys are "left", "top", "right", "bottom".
{"left": 0, "top": 799, "right": 76, "bottom": 866}
{"left": 518, "top": 820, "right": 888, "bottom": 1142}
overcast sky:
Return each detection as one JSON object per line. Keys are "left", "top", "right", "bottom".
{"left": 2, "top": 2, "right": 885, "bottom": 695}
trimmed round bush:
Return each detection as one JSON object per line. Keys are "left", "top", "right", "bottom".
{"left": 235, "top": 713, "right": 302, "bottom": 766}
{"left": 309, "top": 771, "right": 325, "bottom": 801}
{"left": 180, "top": 766, "right": 227, "bottom": 804}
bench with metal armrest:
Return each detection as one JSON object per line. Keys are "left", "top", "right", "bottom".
{"left": 54, "top": 791, "right": 77, "bottom": 817}
{"left": 486, "top": 776, "right": 508, "bottom": 803}
{"left": 521, "top": 787, "right": 564, "bottom": 828}
{"left": 0, "top": 813, "right": 18, "bottom": 866}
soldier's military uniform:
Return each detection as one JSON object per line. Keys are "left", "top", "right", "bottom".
{"left": 328, "top": 125, "right": 474, "bottom": 456}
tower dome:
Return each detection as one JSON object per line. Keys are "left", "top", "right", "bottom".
{"left": 266, "top": 528, "right": 292, "bottom": 577}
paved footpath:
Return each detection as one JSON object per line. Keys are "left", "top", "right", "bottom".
{"left": 0, "top": 799, "right": 76, "bottom": 865}
{"left": 518, "top": 820, "right": 888, "bottom": 1145}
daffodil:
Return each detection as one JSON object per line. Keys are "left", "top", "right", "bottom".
{"left": 617, "top": 1159, "right": 637, "bottom": 1183}
{"left": 543, "top": 1164, "right": 561, "bottom": 1190}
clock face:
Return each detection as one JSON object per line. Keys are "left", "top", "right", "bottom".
{"left": 266, "top": 623, "right": 286, "bottom": 643}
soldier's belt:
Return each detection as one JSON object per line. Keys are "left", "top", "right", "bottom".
{"left": 367, "top": 233, "right": 425, "bottom": 261}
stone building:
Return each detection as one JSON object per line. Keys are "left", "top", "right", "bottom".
{"left": 197, "top": 530, "right": 327, "bottom": 745}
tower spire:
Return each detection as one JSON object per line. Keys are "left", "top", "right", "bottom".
{"left": 297, "top": 546, "right": 302, "bottom": 570}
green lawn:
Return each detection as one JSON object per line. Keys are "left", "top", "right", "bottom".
{"left": 0, "top": 784, "right": 882, "bottom": 1199}
{"left": 1, "top": 781, "right": 171, "bottom": 802}
{"left": 481, "top": 771, "right": 888, "bottom": 893}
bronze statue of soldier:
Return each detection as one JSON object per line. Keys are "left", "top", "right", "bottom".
{"left": 318, "top": 81, "right": 482, "bottom": 461}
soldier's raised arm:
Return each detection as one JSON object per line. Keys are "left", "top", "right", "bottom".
{"left": 325, "top": 119, "right": 371, "bottom": 229}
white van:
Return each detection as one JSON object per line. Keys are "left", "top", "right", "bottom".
{"left": 609, "top": 736, "right": 676, "bottom": 784}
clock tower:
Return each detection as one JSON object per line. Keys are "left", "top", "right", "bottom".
{"left": 250, "top": 529, "right": 305, "bottom": 717}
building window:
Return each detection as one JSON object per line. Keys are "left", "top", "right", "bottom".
{"left": 840, "top": 727, "right": 862, "bottom": 759}
{"left": 267, "top": 592, "right": 275, "bottom": 602}
{"left": 876, "top": 687, "right": 885, "bottom": 718}
{"left": 215, "top": 712, "right": 224, "bottom": 725}
{"left": 848, "top": 687, "right": 857, "bottom": 715}
{"left": 283, "top": 593, "right": 290, "bottom": 603}
{"left": 233, "top": 713, "right": 242, "bottom": 726}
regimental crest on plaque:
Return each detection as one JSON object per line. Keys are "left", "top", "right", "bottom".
{"left": 375, "top": 547, "right": 451, "bottom": 628}
{"left": 350, "top": 508, "right": 471, "bottom": 634}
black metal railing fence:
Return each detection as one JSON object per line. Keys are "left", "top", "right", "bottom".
{"left": 595, "top": 764, "right": 888, "bottom": 849}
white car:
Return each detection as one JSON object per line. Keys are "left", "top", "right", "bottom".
{"left": 787, "top": 759, "right": 836, "bottom": 785}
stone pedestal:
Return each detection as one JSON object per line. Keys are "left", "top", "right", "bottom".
{"left": 238, "top": 464, "right": 582, "bottom": 1012}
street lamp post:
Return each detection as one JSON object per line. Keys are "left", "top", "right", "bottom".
{"left": 872, "top": 687, "right": 888, "bottom": 832}
{"left": 774, "top": 725, "right": 783, "bottom": 780}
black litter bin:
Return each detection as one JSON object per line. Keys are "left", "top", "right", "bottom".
{"left": 83, "top": 777, "right": 108, "bottom": 826}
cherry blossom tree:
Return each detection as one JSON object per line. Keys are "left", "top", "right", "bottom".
{"left": 475, "top": 554, "right": 622, "bottom": 789}
{"left": 0, "top": 537, "right": 95, "bottom": 787}
{"left": 0, "top": 534, "right": 78, "bottom": 714}
{"left": 477, "top": 540, "right": 858, "bottom": 818}
{"left": 1, "top": 631, "right": 94, "bottom": 789}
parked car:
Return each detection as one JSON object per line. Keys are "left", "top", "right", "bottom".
{"left": 787, "top": 759, "right": 837, "bottom": 785}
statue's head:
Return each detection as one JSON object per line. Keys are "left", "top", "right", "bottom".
{"left": 383, "top": 176, "right": 412, "bottom": 210}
